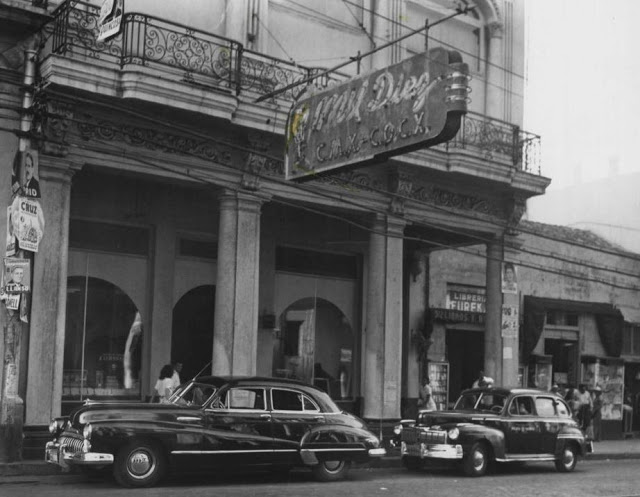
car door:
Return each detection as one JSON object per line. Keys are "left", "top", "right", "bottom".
{"left": 269, "top": 387, "right": 326, "bottom": 464}
{"left": 536, "top": 395, "right": 572, "bottom": 454}
{"left": 504, "top": 395, "right": 542, "bottom": 455}
{"left": 202, "top": 386, "right": 275, "bottom": 466}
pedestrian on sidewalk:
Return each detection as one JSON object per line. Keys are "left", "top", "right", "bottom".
{"left": 591, "top": 386, "right": 603, "bottom": 442}
{"left": 418, "top": 377, "right": 437, "bottom": 411}
{"left": 577, "top": 383, "right": 593, "bottom": 432}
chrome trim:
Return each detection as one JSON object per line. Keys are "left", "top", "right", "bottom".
{"left": 176, "top": 416, "right": 201, "bottom": 422}
{"left": 171, "top": 449, "right": 274, "bottom": 454}
{"left": 307, "top": 447, "right": 365, "bottom": 452}
{"left": 496, "top": 454, "right": 555, "bottom": 462}
{"left": 368, "top": 448, "right": 386, "bottom": 457}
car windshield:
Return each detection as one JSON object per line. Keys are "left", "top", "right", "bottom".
{"left": 170, "top": 382, "right": 217, "bottom": 407}
{"left": 454, "top": 392, "right": 508, "bottom": 412}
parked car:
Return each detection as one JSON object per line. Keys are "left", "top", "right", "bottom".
{"left": 398, "top": 386, "right": 592, "bottom": 476}
{"left": 45, "top": 376, "right": 385, "bottom": 487}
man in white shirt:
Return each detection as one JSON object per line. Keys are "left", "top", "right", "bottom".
{"left": 472, "top": 370, "right": 494, "bottom": 388}
{"left": 171, "top": 361, "right": 183, "bottom": 391}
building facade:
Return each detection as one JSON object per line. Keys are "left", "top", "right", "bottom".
{"left": 1, "top": 0, "right": 547, "bottom": 458}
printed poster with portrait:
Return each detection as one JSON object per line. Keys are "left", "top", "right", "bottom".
{"left": 1, "top": 258, "right": 30, "bottom": 311}
{"left": 20, "top": 149, "right": 41, "bottom": 198}
{"left": 501, "top": 262, "right": 518, "bottom": 294}
{"left": 11, "top": 195, "right": 45, "bottom": 252}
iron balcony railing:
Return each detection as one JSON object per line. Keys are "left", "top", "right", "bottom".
{"left": 48, "top": 0, "right": 541, "bottom": 175}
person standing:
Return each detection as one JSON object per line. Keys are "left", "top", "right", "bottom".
{"left": 418, "top": 377, "right": 437, "bottom": 411}
{"left": 472, "top": 370, "right": 494, "bottom": 388}
{"left": 154, "top": 364, "right": 175, "bottom": 403}
{"left": 577, "top": 383, "right": 593, "bottom": 432}
{"left": 591, "top": 386, "right": 603, "bottom": 442}
{"left": 171, "top": 361, "right": 183, "bottom": 391}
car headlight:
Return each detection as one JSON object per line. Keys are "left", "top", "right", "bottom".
{"left": 83, "top": 423, "right": 92, "bottom": 440}
{"left": 393, "top": 424, "right": 403, "bottom": 435}
{"left": 49, "top": 420, "right": 58, "bottom": 435}
{"left": 448, "top": 427, "right": 460, "bottom": 440}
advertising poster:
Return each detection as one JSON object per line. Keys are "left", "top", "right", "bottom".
{"left": 501, "top": 262, "right": 518, "bottom": 294}
{"left": 6, "top": 205, "right": 16, "bottom": 257}
{"left": 98, "top": 0, "right": 124, "bottom": 41}
{"left": 501, "top": 305, "right": 519, "bottom": 337}
{"left": 11, "top": 195, "right": 45, "bottom": 252}
{"left": 20, "top": 149, "right": 41, "bottom": 198}
{"left": 2, "top": 257, "right": 30, "bottom": 293}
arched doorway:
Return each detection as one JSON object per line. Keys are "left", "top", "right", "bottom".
{"left": 64, "top": 276, "right": 143, "bottom": 402}
{"left": 275, "top": 297, "right": 354, "bottom": 400}
{"left": 171, "top": 285, "right": 215, "bottom": 382}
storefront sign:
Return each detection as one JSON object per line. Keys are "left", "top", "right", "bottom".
{"left": 285, "top": 47, "right": 470, "bottom": 180}
{"left": 11, "top": 195, "right": 44, "bottom": 252}
{"left": 97, "top": 0, "right": 124, "bottom": 42}
{"left": 431, "top": 307, "right": 485, "bottom": 325}
{"left": 501, "top": 305, "right": 519, "bottom": 337}
{"left": 446, "top": 285, "right": 486, "bottom": 313}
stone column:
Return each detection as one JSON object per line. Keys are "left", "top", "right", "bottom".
{"left": 485, "top": 22, "right": 505, "bottom": 120}
{"left": 484, "top": 239, "right": 504, "bottom": 383}
{"left": 25, "top": 157, "right": 78, "bottom": 425}
{"left": 362, "top": 214, "right": 405, "bottom": 421}
{"left": 212, "top": 190, "right": 264, "bottom": 376}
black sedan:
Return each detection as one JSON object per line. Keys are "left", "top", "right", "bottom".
{"left": 398, "top": 386, "right": 592, "bottom": 476}
{"left": 45, "top": 376, "right": 385, "bottom": 487}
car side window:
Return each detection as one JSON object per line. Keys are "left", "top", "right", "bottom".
{"left": 272, "top": 389, "right": 303, "bottom": 411}
{"left": 555, "top": 398, "right": 572, "bottom": 418}
{"left": 224, "top": 388, "right": 266, "bottom": 410}
{"left": 302, "top": 394, "right": 320, "bottom": 412}
{"left": 509, "top": 396, "right": 534, "bottom": 416}
{"left": 535, "top": 397, "right": 556, "bottom": 417}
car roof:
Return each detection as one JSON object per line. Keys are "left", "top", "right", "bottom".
{"left": 190, "top": 375, "right": 317, "bottom": 391}
{"left": 461, "top": 386, "right": 563, "bottom": 397}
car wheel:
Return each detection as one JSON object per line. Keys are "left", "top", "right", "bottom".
{"left": 113, "top": 441, "right": 166, "bottom": 488}
{"left": 555, "top": 443, "right": 578, "bottom": 473}
{"left": 312, "top": 460, "right": 352, "bottom": 482}
{"left": 463, "top": 442, "right": 489, "bottom": 477}
{"left": 402, "top": 456, "right": 423, "bottom": 471}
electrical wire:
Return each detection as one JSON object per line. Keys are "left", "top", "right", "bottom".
{"left": 341, "top": 0, "right": 376, "bottom": 47}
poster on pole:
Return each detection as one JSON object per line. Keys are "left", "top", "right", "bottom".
{"left": 501, "top": 305, "right": 519, "bottom": 338}
{"left": 20, "top": 149, "right": 41, "bottom": 198}
{"left": 501, "top": 262, "right": 518, "bottom": 294}
{"left": 97, "top": 0, "right": 124, "bottom": 42}
{"left": 11, "top": 195, "right": 45, "bottom": 252}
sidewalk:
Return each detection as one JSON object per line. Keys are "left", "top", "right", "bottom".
{"left": 2, "top": 439, "right": 640, "bottom": 478}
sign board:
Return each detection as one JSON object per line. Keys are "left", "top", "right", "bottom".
{"left": 446, "top": 284, "right": 486, "bottom": 313}
{"left": 97, "top": 0, "right": 124, "bottom": 42}
{"left": 285, "top": 47, "right": 469, "bottom": 180}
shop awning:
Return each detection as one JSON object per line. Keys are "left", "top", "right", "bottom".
{"left": 522, "top": 296, "right": 625, "bottom": 360}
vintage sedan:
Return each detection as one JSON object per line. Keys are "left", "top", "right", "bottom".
{"left": 399, "top": 386, "right": 591, "bottom": 476}
{"left": 45, "top": 376, "right": 385, "bottom": 487}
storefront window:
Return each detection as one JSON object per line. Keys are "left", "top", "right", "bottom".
{"left": 275, "top": 297, "right": 355, "bottom": 400}
{"left": 63, "top": 276, "right": 143, "bottom": 401}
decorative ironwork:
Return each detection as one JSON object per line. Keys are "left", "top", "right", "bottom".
{"left": 47, "top": 1, "right": 541, "bottom": 175}
{"left": 442, "top": 111, "right": 541, "bottom": 174}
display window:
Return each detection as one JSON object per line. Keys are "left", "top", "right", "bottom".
{"left": 63, "top": 275, "right": 143, "bottom": 401}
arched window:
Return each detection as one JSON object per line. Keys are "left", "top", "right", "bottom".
{"left": 63, "top": 276, "right": 143, "bottom": 401}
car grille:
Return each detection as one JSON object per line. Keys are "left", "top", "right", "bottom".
{"left": 59, "top": 435, "right": 84, "bottom": 455}
{"left": 402, "top": 428, "right": 446, "bottom": 444}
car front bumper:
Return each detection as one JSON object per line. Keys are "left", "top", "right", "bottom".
{"left": 401, "top": 441, "right": 463, "bottom": 460}
{"left": 368, "top": 447, "right": 386, "bottom": 457}
{"left": 45, "top": 441, "right": 114, "bottom": 470}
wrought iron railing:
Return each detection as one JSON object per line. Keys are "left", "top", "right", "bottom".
{"left": 442, "top": 112, "right": 542, "bottom": 174}
{"left": 47, "top": 1, "right": 541, "bottom": 175}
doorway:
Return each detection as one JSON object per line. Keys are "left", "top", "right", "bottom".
{"left": 171, "top": 285, "right": 215, "bottom": 382}
{"left": 446, "top": 329, "right": 484, "bottom": 403}
{"left": 544, "top": 338, "right": 578, "bottom": 387}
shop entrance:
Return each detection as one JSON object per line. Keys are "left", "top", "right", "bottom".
{"left": 446, "top": 329, "right": 483, "bottom": 402}
{"left": 544, "top": 338, "right": 578, "bottom": 387}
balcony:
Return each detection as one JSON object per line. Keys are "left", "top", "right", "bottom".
{"left": 43, "top": 0, "right": 541, "bottom": 176}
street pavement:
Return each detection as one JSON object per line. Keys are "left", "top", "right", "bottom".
{"left": 1, "top": 459, "right": 640, "bottom": 497}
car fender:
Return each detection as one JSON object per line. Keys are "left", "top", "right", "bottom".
{"left": 299, "top": 424, "right": 379, "bottom": 464}
{"left": 456, "top": 423, "right": 507, "bottom": 459}
{"left": 555, "top": 424, "right": 587, "bottom": 456}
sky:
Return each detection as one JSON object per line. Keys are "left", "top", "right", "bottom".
{"left": 524, "top": 0, "right": 640, "bottom": 190}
